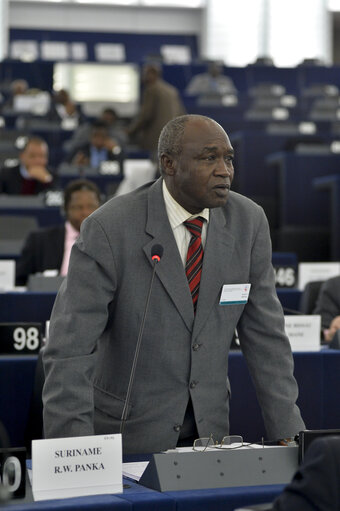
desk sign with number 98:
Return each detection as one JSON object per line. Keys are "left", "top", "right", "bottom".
{"left": 0, "top": 323, "right": 42, "bottom": 354}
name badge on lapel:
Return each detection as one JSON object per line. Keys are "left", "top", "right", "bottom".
{"left": 219, "top": 284, "right": 251, "bottom": 305}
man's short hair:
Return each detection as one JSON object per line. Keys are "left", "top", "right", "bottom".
{"left": 158, "top": 114, "right": 213, "bottom": 175}
{"left": 102, "top": 107, "right": 117, "bottom": 118}
{"left": 157, "top": 115, "right": 188, "bottom": 174}
{"left": 19, "top": 135, "right": 48, "bottom": 153}
{"left": 64, "top": 179, "right": 101, "bottom": 210}
{"left": 91, "top": 120, "right": 109, "bottom": 132}
{"left": 144, "top": 62, "right": 162, "bottom": 76}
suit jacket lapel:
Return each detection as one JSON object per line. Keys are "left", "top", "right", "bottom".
{"left": 192, "top": 207, "right": 235, "bottom": 339}
{"left": 143, "top": 179, "right": 194, "bottom": 332}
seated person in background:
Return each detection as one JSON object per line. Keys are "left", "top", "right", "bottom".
{"left": 63, "top": 107, "right": 127, "bottom": 157}
{"left": 15, "top": 179, "right": 101, "bottom": 286}
{"left": 313, "top": 275, "right": 340, "bottom": 343}
{"left": 1, "top": 79, "right": 29, "bottom": 112}
{"left": 47, "top": 88, "right": 85, "bottom": 126}
{"left": 0, "top": 136, "right": 55, "bottom": 195}
{"left": 185, "top": 61, "right": 237, "bottom": 96}
{"left": 273, "top": 435, "right": 340, "bottom": 511}
{"left": 67, "top": 120, "right": 123, "bottom": 169}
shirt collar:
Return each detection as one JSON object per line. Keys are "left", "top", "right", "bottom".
{"left": 20, "top": 164, "right": 32, "bottom": 180}
{"left": 64, "top": 220, "right": 80, "bottom": 240}
{"left": 162, "top": 180, "right": 209, "bottom": 229}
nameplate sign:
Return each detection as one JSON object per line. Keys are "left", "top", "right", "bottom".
{"left": 61, "top": 117, "right": 78, "bottom": 131}
{"left": 32, "top": 434, "right": 122, "bottom": 501}
{"left": 0, "top": 323, "right": 42, "bottom": 354}
{"left": 0, "top": 260, "right": 15, "bottom": 290}
{"left": 298, "top": 262, "right": 340, "bottom": 290}
{"left": 284, "top": 315, "right": 321, "bottom": 351}
{"left": 99, "top": 160, "right": 121, "bottom": 175}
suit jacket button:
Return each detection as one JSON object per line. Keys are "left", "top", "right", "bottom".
{"left": 192, "top": 343, "right": 200, "bottom": 351}
{"left": 190, "top": 381, "right": 198, "bottom": 389}
{"left": 173, "top": 424, "right": 181, "bottom": 432}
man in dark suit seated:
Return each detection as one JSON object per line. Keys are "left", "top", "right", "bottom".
{"left": 273, "top": 435, "right": 340, "bottom": 511}
{"left": 47, "top": 88, "right": 85, "bottom": 127}
{"left": 63, "top": 107, "right": 127, "bottom": 157}
{"left": 313, "top": 275, "right": 340, "bottom": 343}
{"left": 67, "top": 120, "right": 123, "bottom": 172}
{"left": 0, "top": 136, "right": 55, "bottom": 195}
{"left": 15, "top": 178, "right": 101, "bottom": 285}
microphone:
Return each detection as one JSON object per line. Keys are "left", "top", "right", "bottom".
{"left": 151, "top": 243, "right": 163, "bottom": 263}
{"left": 120, "top": 244, "right": 163, "bottom": 436}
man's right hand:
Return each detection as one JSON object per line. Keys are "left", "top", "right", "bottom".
{"left": 324, "top": 315, "right": 340, "bottom": 342}
{"left": 72, "top": 152, "right": 89, "bottom": 166}
{"left": 27, "top": 165, "right": 53, "bottom": 183}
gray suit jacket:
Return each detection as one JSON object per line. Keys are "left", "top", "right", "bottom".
{"left": 43, "top": 178, "right": 305, "bottom": 454}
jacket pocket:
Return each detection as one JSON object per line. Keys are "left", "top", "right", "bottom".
{"left": 93, "top": 384, "right": 133, "bottom": 420}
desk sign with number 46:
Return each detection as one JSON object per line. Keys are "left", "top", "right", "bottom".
{"left": 0, "top": 323, "right": 42, "bottom": 354}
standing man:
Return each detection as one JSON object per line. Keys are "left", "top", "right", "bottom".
{"left": 126, "top": 62, "right": 185, "bottom": 160}
{"left": 43, "top": 114, "right": 305, "bottom": 454}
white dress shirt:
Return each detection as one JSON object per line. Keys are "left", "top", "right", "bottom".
{"left": 162, "top": 180, "right": 209, "bottom": 266}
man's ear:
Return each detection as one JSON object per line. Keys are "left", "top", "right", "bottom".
{"left": 161, "top": 153, "right": 176, "bottom": 176}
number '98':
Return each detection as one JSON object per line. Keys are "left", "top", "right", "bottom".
{"left": 13, "top": 327, "right": 40, "bottom": 351}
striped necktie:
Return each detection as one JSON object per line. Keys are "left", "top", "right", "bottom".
{"left": 184, "top": 217, "right": 204, "bottom": 313}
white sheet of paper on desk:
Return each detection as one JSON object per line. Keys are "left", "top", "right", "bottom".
{"left": 123, "top": 461, "right": 149, "bottom": 481}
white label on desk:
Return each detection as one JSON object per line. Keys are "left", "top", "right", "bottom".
{"left": 298, "top": 262, "right": 340, "bottom": 290}
{"left": 32, "top": 434, "right": 122, "bottom": 501}
{"left": 99, "top": 161, "right": 120, "bottom": 175}
{"left": 0, "top": 260, "right": 15, "bottom": 291}
{"left": 284, "top": 315, "right": 321, "bottom": 351}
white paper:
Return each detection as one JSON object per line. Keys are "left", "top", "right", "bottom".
{"left": 0, "top": 260, "right": 15, "bottom": 291}
{"left": 123, "top": 461, "right": 149, "bottom": 481}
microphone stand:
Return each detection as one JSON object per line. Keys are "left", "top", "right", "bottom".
{"left": 119, "top": 253, "right": 161, "bottom": 436}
